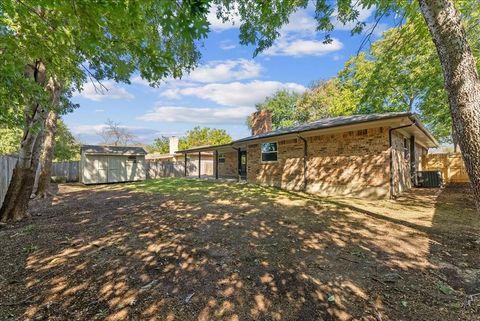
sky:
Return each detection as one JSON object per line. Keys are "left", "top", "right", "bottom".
{"left": 65, "top": 5, "right": 392, "bottom": 145}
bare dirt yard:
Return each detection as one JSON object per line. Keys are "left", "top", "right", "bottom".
{"left": 0, "top": 178, "right": 479, "bottom": 321}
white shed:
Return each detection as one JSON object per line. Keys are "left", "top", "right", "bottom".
{"left": 80, "top": 145, "right": 147, "bottom": 184}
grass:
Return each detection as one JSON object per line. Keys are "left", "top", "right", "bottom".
{"left": 125, "top": 177, "right": 299, "bottom": 204}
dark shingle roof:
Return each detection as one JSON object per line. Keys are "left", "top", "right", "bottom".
{"left": 234, "top": 112, "right": 413, "bottom": 143}
{"left": 81, "top": 145, "right": 147, "bottom": 155}
{"left": 176, "top": 112, "right": 438, "bottom": 153}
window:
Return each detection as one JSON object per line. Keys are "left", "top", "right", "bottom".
{"left": 403, "top": 138, "right": 409, "bottom": 160}
{"left": 261, "top": 142, "right": 278, "bottom": 162}
{"left": 127, "top": 155, "right": 137, "bottom": 163}
{"left": 218, "top": 153, "right": 226, "bottom": 163}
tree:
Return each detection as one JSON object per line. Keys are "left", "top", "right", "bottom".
{"left": 179, "top": 127, "right": 232, "bottom": 150}
{"left": 212, "top": 0, "right": 480, "bottom": 210}
{"left": 297, "top": 79, "right": 356, "bottom": 118}
{"left": 1, "top": 1, "right": 210, "bottom": 221}
{"left": 250, "top": 90, "right": 304, "bottom": 130}
{"left": 99, "top": 119, "right": 136, "bottom": 146}
{"left": 148, "top": 136, "right": 171, "bottom": 154}
{"left": 250, "top": 80, "right": 355, "bottom": 130}
{"left": 53, "top": 120, "right": 80, "bottom": 162}
{"left": 335, "top": 8, "right": 480, "bottom": 143}
{"left": 0, "top": 126, "right": 22, "bottom": 155}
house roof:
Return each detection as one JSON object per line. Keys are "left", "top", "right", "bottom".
{"left": 177, "top": 112, "right": 438, "bottom": 153}
{"left": 81, "top": 145, "right": 147, "bottom": 155}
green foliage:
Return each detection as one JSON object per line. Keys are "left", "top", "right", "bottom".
{"left": 251, "top": 80, "right": 356, "bottom": 130}
{"left": 336, "top": 6, "right": 480, "bottom": 142}
{"left": 148, "top": 136, "right": 170, "bottom": 154}
{"left": 1, "top": 0, "right": 210, "bottom": 125}
{"left": 0, "top": 120, "right": 80, "bottom": 160}
{"left": 53, "top": 120, "right": 80, "bottom": 161}
{"left": 179, "top": 126, "right": 232, "bottom": 150}
{"left": 0, "top": 126, "right": 22, "bottom": 155}
{"left": 252, "top": 90, "right": 303, "bottom": 130}
{"left": 297, "top": 79, "right": 357, "bottom": 118}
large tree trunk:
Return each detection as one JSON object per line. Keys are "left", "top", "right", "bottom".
{"left": 0, "top": 61, "right": 48, "bottom": 222}
{"left": 35, "top": 82, "right": 61, "bottom": 198}
{"left": 419, "top": 0, "right": 480, "bottom": 210}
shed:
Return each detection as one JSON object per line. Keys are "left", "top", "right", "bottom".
{"left": 80, "top": 145, "right": 147, "bottom": 184}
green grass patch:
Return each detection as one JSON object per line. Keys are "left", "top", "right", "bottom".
{"left": 125, "top": 177, "right": 299, "bottom": 204}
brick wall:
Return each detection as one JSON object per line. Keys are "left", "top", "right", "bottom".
{"left": 217, "top": 151, "right": 237, "bottom": 178}
{"left": 247, "top": 126, "right": 391, "bottom": 198}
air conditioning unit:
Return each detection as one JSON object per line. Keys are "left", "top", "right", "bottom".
{"left": 416, "top": 171, "right": 443, "bottom": 188}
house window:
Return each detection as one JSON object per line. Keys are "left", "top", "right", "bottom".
{"left": 127, "top": 155, "right": 137, "bottom": 163}
{"left": 218, "top": 153, "right": 226, "bottom": 163}
{"left": 261, "top": 142, "right": 278, "bottom": 162}
{"left": 403, "top": 138, "right": 409, "bottom": 160}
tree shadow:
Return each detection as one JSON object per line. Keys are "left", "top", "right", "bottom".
{"left": 0, "top": 180, "right": 478, "bottom": 321}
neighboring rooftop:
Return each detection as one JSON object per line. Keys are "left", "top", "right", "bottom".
{"left": 81, "top": 145, "right": 147, "bottom": 155}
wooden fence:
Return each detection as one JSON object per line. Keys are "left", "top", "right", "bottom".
{"left": 422, "top": 153, "right": 469, "bottom": 183}
{"left": 146, "top": 159, "right": 214, "bottom": 179}
{"left": 0, "top": 155, "right": 18, "bottom": 208}
{"left": 51, "top": 161, "right": 79, "bottom": 182}
{"left": 0, "top": 156, "right": 80, "bottom": 208}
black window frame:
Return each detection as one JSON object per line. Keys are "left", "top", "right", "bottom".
{"left": 261, "top": 142, "right": 278, "bottom": 162}
{"left": 218, "top": 153, "right": 226, "bottom": 163}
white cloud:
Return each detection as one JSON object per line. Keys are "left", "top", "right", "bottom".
{"left": 207, "top": 7, "right": 240, "bottom": 31}
{"left": 138, "top": 105, "right": 255, "bottom": 124}
{"left": 219, "top": 40, "right": 237, "bottom": 50}
{"left": 71, "top": 124, "right": 108, "bottom": 135}
{"left": 264, "top": 38, "right": 343, "bottom": 57}
{"left": 130, "top": 59, "right": 260, "bottom": 86}
{"left": 187, "top": 59, "right": 261, "bottom": 83}
{"left": 280, "top": 9, "right": 317, "bottom": 36}
{"left": 74, "top": 81, "right": 134, "bottom": 102}
{"left": 94, "top": 109, "right": 105, "bottom": 113}
{"left": 161, "top": 80, "right": 306, "bottom": 106}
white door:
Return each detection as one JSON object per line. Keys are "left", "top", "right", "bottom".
{"left": 96, "top": 156, "right": 108, "bottom": 183}
{"left": 108, "top": 156, "right": 126, "bottom": 183}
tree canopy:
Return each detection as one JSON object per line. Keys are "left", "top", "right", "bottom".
{"left": 0, "top": 119, "right": 79, "bottom": 161}
{"left": 0, "top": 0, "right": 210, "bottom": 125}
{"left": 148, "top": 136, "right": 171, "bottom": 154}
{"left": 179, "top": 127, "right": 232, "bottom": 150}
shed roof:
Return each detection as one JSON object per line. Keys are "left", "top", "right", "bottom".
{"left": 81, "top": 145, "right": 147, "bottom": 155}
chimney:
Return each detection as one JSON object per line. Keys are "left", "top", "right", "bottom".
{"left": 169, "top": 136, "right": 179, "bottom": 154}
{"left": 251, "top": 110, "right": 272, "bottom": 135}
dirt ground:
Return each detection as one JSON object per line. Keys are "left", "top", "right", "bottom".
{"left": 0, "top": 178, "right": 479, "bottom": 321}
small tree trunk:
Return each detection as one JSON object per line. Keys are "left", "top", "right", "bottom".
{"left": 35, "top": 80, "right": 62, "bottom": 198}
{"left": 419, "top": 0, "right": 480, "bottom": 211}
{"left": 0, "top": 61, "right": 47, "bottom": 222}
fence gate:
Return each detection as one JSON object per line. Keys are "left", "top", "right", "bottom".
{"left": 422, "top": 153, "right": 469, "bottom": 184}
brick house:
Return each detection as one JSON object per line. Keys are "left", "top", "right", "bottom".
{"left": 177, "top": 111, "right": 438, "bottom": 198}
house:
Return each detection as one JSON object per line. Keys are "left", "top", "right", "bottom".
{"left": 80, "top": 145, "right": 147, "bottom": 184}
{"left": 145, "top": 136, "right": 214, "bottom": 163}
{"left": 177, "top": 111, "right": 439, "bottom": 198}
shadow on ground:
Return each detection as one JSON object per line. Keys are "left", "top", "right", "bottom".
{"left": 0, "top": 178, "right": 478, "bottom": 321}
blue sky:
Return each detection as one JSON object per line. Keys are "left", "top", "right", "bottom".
{"left": 65, "top": 6, "right": 391, "bottom": 144}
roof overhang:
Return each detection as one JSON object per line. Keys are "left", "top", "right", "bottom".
{"left": 176, "top": 113, "right": 439, "bottom": 152}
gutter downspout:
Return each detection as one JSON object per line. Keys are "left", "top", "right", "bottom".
{"left": 232, "top": 147, "right": 240, "bottom": 182}
{"left": 388, "top": 120, "right": 416, "bottom": 199}
{"left": 298, "top": 135, "right": 308, "bottom": 191}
